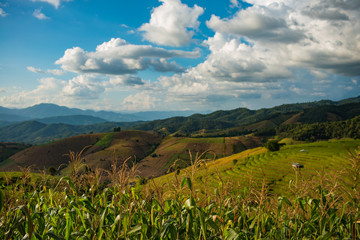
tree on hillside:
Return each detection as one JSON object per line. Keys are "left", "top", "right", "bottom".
{"left": 113, "top": 127, "right": 121, "bottom": 132}
{"left": 265, "top": 140, "right": 282, "bottom": 151}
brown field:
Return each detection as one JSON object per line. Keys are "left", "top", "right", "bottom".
{"left": 137, "top": 135, "right": 262, "bottom": 178}
{"left": 0, "top": 131, "right": 262, "bottom": 179}
{"left": 1, "top": 131, "right": 162, "bottom": 173}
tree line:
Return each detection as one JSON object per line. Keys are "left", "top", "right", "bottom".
{"left": 276, "top": 115, "right": 360, "bottom": 141}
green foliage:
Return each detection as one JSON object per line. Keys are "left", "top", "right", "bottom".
{"left": 113, "top": 126, "right": 121, "bottom": 132}
{"left": 254, "top": 128, "right": 276, "bottom": 137}
{"left": 265, "top": 140, "right": 282, "bottom": 151}
{"left": 95, "top": 132, "right": 115, "bottom": 148}
{"left": 134, "top": 100, "right": 360, "bottom": 137}
{"left": 1, "top": 170, "right": 360, "bottom": 239}
{"left": 278, "top": 115, "right": 360, "bottom": 141}
{"left": 48, "top": 167, "right": 57, "bottom": 176}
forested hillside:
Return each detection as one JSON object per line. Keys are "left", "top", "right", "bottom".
{"left": 134, "top": 98, "right": 360, "bottom": 136}
{"left": 277, "top": 115, "right": 360, "bottom": 141}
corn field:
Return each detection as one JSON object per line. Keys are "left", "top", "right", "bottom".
{"left": 0, "top": 147, "right": 360, "bottom": 239}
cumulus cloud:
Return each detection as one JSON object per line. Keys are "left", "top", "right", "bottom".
{"left": 191, "top": 32, "right": 292, "bottom": 83}
{"left": 139, "top": 0, "right": 204, "bottom": 46}
{"left": 159, "top": 0, "right": 360, "bottom": 99}
{"left": 129, "top": 0, "right": 360, "bottom": 110}
{"left": 122, "top": 93, "right": 158, "bottom": 111}
{"left": 205, "top": 0, "right": 360, "bottom": 77}
{"left": 33, "top": 9, "right": 50, "bottom": 20}
{"left": 10, "top": 0, "right": 360, "bottom": 111}
{"left": 31, "top": 0, "right": 71, "bottom": 9}
{"left": 109, "top": 75, "right": 145, "bottom": 86}
{"left": 0, "top": 77, "right": 66, "bottom": 108}
{"left": 207, "top": 5, "right": 304, "bottom": 43}
{"left": 62, "top": 75, "right": 105, "bottom": 99}
{"left": 150, "top": 58, "right": 184, "bottom": 73}
{"left": 55, "top": 38, "right": 199, "bottom": 75}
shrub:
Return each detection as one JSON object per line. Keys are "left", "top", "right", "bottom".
{"left": 48, "top": 167, "right": 57, "bottom": 176}
{"left": 113, "top": 127, "right": 121, "bottom": 132}
{"left": 265, "top": 140, "right": 281, "bottom": 151}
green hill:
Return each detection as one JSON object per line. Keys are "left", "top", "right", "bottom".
{"left": 133, "top": 98, "right": 360, "bottom": 136}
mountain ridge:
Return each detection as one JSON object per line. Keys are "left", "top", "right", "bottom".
{"left": 0, "top": 103, "right": 197, "bottom": 123}
{"left": 1, "top": 96, "right": 359, "bottom": 144}
{"left": 133, "top": 96, "right": 360, "bottom": 136}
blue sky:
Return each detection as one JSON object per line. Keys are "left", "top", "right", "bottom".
{"left": 0, "top": 0, "right": 359, "bottom": 112}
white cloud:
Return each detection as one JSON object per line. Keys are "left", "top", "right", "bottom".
{"left": 311, "top": 69, "right": 328, "bottom": 79}
{"left": 55, "top": 38, "right": 200, "bottom": 75}
{"left": 31, "top": 0, "right": 71, "bottom": 9}
{"left": 207, "top": 5, "right": 304, "bottom": 43}
{"left": 139, "top": 0, "right": 204, "bottom": 46}
{"left": 230, "top": 0, "right": 240, "bottom": 8}
{"left": 109, "top": 75, "right": 145, "bottom": 86}
{"left": 122, "top": 93, "right": 158, "bottom": 111}
{"left": 62, "top": 75, "right": 105, "bottom": 99}
{"left": 194, "top": 32, "right": 292, "bottom": 82}
{"left": 47, "top": 69, "right": 66, "bottom": 75}
{"left": 0, "top": 77, "right": 66, "bottom": 108}
{"left": 0, "top": 8, "right": 7, "bottom": 17}
{"left": 150, "top": 58, "right": 184, "bottom": 73}
{"left": 27, "top": 66, "right": 65, "bottom": 75}
{"left": 27, "top": 66, "right": 45, "bottom": 73}
{"left": 205, "top": 0, "right": 360, "bottom": 77}
{"left": 8, "top": 0, "right": 359, "bottom": 111}
{"left": 33, "top": 8, "right": 50, "bottom": 20}
{"left": 135, "top": 0, "right": 360, "bottom": 110}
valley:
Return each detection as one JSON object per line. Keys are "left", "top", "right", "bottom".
{"left": 1, "top": 97, "right": 360, "bottom": 239}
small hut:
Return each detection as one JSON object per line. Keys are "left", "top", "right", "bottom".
{"left": 292, "top": 162, "right": 304, "bottom": 169}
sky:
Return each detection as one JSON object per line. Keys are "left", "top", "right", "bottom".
{"left": 0, "top": 0, "right": 359, "bottom": 112}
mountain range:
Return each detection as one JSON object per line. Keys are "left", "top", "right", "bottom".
{"left": 0, "top": 103, "right": 197, "bottom": 126}
{"left": 134, "top": 96, "right": 360, "bottom": 136}
{"left": 0, "top": 96, "right": 360, "bottom": 144}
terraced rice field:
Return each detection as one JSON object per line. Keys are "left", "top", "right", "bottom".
{"left": 156, "top": 139, "right": 360, "bottom": 197}
{"left": 221, "top": 139, "right": 360, "bottom": 195}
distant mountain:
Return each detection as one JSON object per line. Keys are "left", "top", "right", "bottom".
{"left": 0, "top": 120, "right": 136, "bottom": 144}
{"left": 0, "top": 113, "right": 30, "bottom": 124}
{"left": 1, "top": 96, "right": 359, "bottom": 143}
{"left": 37, "top": 115, "right": 108, "bottom": 125}
{"left": 131, "top": 110, "right": 197, "bottom": 121}
{"left": 0, "top": 103, "right": 196, "bottom": 123}
{"left": 4, "top": 103, "right": 138, "bottom": 122}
